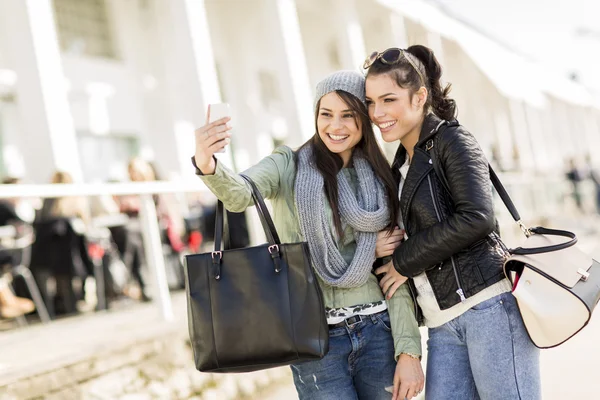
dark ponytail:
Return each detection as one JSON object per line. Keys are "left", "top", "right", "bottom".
{"left": 406, "top": 45, "right": 456, "bottom": 121}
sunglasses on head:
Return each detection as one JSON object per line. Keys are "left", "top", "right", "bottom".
{"left": 363, "top": 48, "right": 425, "bottom": 85}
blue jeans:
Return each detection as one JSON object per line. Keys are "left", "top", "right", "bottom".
{"left": 291, "top": 311, "right": 396, "bottom": 400}
{"left": 426, "top": 292, "right": 540, "bottom": 399}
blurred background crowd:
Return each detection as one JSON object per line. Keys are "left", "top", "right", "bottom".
{"left": 0, "top": 0, "right": 599, "bottom": 328}
{"left": 0, "top": 161, "right": 249, "bottom": 323}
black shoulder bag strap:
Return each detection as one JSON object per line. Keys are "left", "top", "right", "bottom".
{"left": 213, "top": 174, "right": 281, "bottom": 251}
{"left": 426, "top": 120, "right": 577, "bottom": 255}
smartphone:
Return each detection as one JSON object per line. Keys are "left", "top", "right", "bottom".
{"left": 208, "top": 103, "right": 231, "bottom": 153}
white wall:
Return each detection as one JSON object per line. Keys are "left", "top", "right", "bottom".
{"left": 62, "top": 56, "right": 143, "bottom": 134}
{"left": 1, "top": 0, "right": 598, "bottom": 187}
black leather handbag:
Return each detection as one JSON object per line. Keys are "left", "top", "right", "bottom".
{"left": 184, "top": 175, "right": 329, "bottom": 373}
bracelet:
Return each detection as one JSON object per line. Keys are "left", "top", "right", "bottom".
{"left": 400, "top": 352, "right": 421, "bottom": 360}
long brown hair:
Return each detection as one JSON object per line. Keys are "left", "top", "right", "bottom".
{"left": 296, "top": 90, "right": 399, "bottom": 237}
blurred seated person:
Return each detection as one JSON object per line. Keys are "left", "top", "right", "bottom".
{"left": 38, "top": 171, "right": 90, "bottom": 225}
{"left": 0, "top": 274, "right": 34, "bottom": 319}
{"left": 0, "top": 177, "right": 36, "bottom": 224}
{"left": 119, "top": 158, "right": 184, "bottom": 235}
{"left": 87, "top": 193, "right": 131, "bottom": 303}
{"left": 0, "top": 178, "right": 22, "bottom": 226}
{"left": 146, "top": 161, "right": 186, "bottom": 288}
{"left": 32, "top": 171, "right": 93, "bottom": 316}
{"left": 0, "top": 177, "right": 36, "bottom": 318}
{"left": 0, "top": 177, "right": 27, "bottom": 267}
{"left": 115, "top": 158, "right": 187, "bottom": 293}
{"left": 111, "top": 158, "right": 157, "bottom": 300}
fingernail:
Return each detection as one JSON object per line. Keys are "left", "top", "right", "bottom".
{"left": 225, "top": 138, "right": 231, "bottom": 144}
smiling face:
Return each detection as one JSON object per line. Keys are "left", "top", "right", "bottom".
{"left": 365, "top": 73, "right": 427, "bottom": 145}
{"left": 316, "top": 91, "right": 363, "bottom": 165}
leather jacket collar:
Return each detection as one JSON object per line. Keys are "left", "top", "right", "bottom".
{"left": 392, "top": 113, "right": 445, "bottom": 171}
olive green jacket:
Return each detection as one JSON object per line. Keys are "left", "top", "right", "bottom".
{"left": 197, "top": 146, "right": 421, "bottom": 359}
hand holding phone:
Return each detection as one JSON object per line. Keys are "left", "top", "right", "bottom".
{"left": 208, "top": 103, "right": 232, "bottom": 153}
{"left": 193, "top": 103, "right": 233, "bottom": 174}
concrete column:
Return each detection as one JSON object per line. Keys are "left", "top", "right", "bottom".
{"left": 581, "top": 108, "right": 600, "bottom": 157}
{"left": 137, "top": 0, "right": 233, "bottom": 179}
{"left": 389, "top": 13, "right": 410, "bottom": 49}
{"left": 549, "top": 100, "right": 577, "bottom": 160}
{"left": 507, "top": 99, "right": 535, "bottom": 171}
{"left": 427, "top": 31, "right": 446, "bottom": 67}
{"left": 263, "top": 0, "right": 313, "bottom": 146}
{"left": 0, "top": 0, "right": 82, "bottom": 183}
{"left": 492, "top": 104, "right": 517, "bottom": 171}
{"left": 523, "top": 105, "right": 550, "bottom": 171}
{"left": 332, "top": 0, "right": 367, "bottom": 70}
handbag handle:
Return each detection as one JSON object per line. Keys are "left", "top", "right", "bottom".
{"left": 240, "top": 174, "right": 281, "bottom": 245}
{"left": 429, "top": 121, "right": 578, "bottom": 253}
{"left": 509, "top": 227, "right": 577, "bottom": 255}
{"left": 213, "top": 174, "right": 281, "bottom": 252}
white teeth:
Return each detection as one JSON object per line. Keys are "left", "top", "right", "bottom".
{"left": 379, "top": 121, "right": 396, "bottom": 129}
{"left": 329, "top": 134, "right": 348, "bottom": 141}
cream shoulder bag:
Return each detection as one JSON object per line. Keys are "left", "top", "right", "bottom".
{"left": 429, "top": 120, "right": 600, "bottom": 349}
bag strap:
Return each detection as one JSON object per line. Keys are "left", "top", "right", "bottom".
{"left": 510, "top": 227, "right": 577, "bottom": 255}
{"left": 214, "top": 201, "right": 232, "bottom": 250}
{"left": 240, "top": 174, "right": 281, "bottom": 244}
{"left": 426, "top": 121, "right": 578, "bottom": 252}
{"left": 213, "top": 174, "right": 281, "bottom": 251}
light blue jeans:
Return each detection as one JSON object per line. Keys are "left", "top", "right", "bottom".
{"left": 426, "top": 292, "right": 540, "bottom": 400}
{"left": 290, "top": 310, "right": 397, "bottom": 400}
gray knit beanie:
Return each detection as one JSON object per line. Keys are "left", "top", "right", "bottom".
{"left": 314, "top": 70, "right": 366, "bottom": 111}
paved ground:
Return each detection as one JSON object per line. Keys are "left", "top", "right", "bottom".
{"left": 1, "top": 215, "right": 597, "bottom": 399}
{"left": 0, "top": 293, "right": 189, "bottom": 387}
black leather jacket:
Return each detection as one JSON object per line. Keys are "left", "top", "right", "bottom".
{"left": 391, "top": 114, "right": 506, "bottom": 323}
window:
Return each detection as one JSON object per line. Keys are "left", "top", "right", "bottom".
{"left": 328, "top": 42, "right": 342, "bottom": 70}
{"left": 52, "top": 0, "right": 117, "bottom": 59}
{"left": 258, "top": 70, "right": 280, "bottom": 108}
{"left": 0, "top": 111, "right": 4, "bottom": 178}
{"left": 77, "top": 133, "right": 139, "bottom": 182}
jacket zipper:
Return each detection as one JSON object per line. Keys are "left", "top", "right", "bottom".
{"left": 427, "top": 175, "right": 467, "bottom": 302}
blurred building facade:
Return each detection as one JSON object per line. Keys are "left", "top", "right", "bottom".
{"left": 0, "top": 0, "right": 598, "bottom": 213}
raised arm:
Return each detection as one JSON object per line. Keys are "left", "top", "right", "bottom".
{"left": 192, "top": 146, "right": 294, "bottom": 213}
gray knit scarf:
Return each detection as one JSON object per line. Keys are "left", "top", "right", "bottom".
{"left": 295, "top": 146, "right": 390, "bottom": 288}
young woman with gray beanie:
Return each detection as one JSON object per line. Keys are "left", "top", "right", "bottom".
{"left": 192, "top": 70, "right": 423, "bottom": 399}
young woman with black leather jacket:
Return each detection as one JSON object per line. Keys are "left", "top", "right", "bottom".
{"left": 364, "top": 45, "right": 541, "bottom": 399}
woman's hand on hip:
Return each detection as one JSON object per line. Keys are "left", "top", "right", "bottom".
{"left": 375, "top": 227, "right": 404, "bottom": 258}
{"left": 375, "top": 261, "right": 408, "bottom": 299}
{"left": 393, "top": 354, "right": 425, "bottom": 400}
{"left": 194, "top": 107, "right": 232, "bottom": 175}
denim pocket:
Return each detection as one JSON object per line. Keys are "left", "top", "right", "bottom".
{"left": 469, "top": 295, "right": 503, "bottom": 313}
{"left": 375, "top": 314, "right": 392, "bottom": 332}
